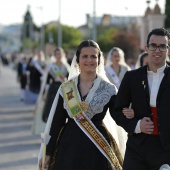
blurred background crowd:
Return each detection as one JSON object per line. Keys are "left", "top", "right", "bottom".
{"left": 0, "top": 0, "right": 170, "bottom": 169}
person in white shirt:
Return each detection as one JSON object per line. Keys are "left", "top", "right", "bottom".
{"left": 113, "top": 28, "right": 170, "bottom": 170}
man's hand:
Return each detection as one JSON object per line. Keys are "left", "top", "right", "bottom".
{"left": 140, "top": 117, "right": 154, "bottom": 134}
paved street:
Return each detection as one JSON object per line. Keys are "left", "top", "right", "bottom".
{"left": 0, "top": 66, "right": 40, "bottom": 170}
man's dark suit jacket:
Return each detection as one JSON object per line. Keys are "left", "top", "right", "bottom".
{"left": 113, "top": 65, "right": 170, "bottom": 150}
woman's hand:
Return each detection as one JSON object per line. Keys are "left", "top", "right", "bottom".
{"left": 39, "top": 155, "right": 50, "bottom": 170}
{"left": 122, "top": 108, "right": 134, "bottom": 119}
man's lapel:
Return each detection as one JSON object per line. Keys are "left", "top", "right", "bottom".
{"left": 157, "top": 65, "right": 170, "bottom": 101}
{"left": 142, "top": 65, "right": 150, "bottom": 105}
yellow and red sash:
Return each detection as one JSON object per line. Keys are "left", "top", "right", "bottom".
{"left": 61, "top": 80, "right": 122, "bottom": 170}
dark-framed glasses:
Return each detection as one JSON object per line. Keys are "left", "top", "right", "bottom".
{"left": 147, "top": 44, "right": 169, "bottom": 52}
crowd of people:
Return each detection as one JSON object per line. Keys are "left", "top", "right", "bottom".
{"left": 2, "top": 27, "right": 170, "bottom": 170}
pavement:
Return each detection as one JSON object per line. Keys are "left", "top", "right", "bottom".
{"left": 0, "top": 65, "right": 40, "bottom": 170}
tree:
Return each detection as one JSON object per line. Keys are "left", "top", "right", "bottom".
{"left": 97, "top": 27, "right": 118, "bottom": 53}
{"left": 97, "top": 27, "right": 140, "bottom": 59}
{"left": 165, "top": 0, "right": 170, "bottom": 28}
{"left": 44, "top": 24, "right": 83, "bottom": 51}
{"left": 113, "top": 31, "right": 139, "bottom": 59}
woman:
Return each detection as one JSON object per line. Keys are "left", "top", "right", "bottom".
{"left": 135, "top": 52, "right": 149, "bottom": 69}
{"left": 42, "top": 47, "right": 70, "bottom": 122}
{"left": 32, "top": 47, "right": 70, "bottom": 135}
{"left": 38, "top": 40, "right": 133, "bottom": 170}
{"left": 105, "top": 47, "right": 131, "bottom": 89}
{"left": 17, "top": 56, "right": 28, "bottom": 101}
{"left": 25, "top": 50, "right": 46, "bottom": 104}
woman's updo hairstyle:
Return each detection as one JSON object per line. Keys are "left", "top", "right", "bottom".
{"left": 76, "top": 40, "right": 102, "bottom": 65}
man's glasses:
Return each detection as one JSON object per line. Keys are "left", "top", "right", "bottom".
{"left": 147, "top": 44, "right": 169, "bottom": 52}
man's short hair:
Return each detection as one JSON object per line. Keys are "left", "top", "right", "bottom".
{"left": 146, "top": 28, "right": 170, "bottom": 45}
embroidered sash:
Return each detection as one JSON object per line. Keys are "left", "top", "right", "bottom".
{"left": 32, "top": 59, "right": 44, "bottom": 75}
{"left": 106, "top": 66, "right": 120, "bottom": 88}
{"left": 50, "top": 64, "right": 64, "bottom": 82}
{"left": 61, "top": 80, "right": 122, "bottom": 170}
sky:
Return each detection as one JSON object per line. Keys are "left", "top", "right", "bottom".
{"left": 0, "top": 0, "right": 166, "bottom": 27}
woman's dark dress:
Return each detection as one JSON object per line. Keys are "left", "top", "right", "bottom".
{"left": 42, "top": 64, "right": 68, "bottom": 122}
{"left": 26, "top": 59, "right": 44, "bottom": 94}
{"left": 17, "top": 62, "right": 27, "bottom": 89}
{"left": 46, "top": 93, "right": 122, "bottom": 170}
{"left": 42, "top": 73, "right": 61, "bottom": 122}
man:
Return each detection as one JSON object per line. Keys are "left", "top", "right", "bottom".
{"left": 113, "top": 28, "right": 170, "bottom": 170}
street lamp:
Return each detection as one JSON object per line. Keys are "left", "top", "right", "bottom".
{"left": 37, "top": 6, "right": 44, "bottom": 52}
{"left": 92, "top": 0, "right": 97, "bottom": 41}
{"left": 58, "top": 0, "right": 62, "bottom": 47}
